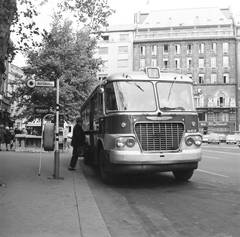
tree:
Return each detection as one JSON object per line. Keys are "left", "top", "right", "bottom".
{"left": 10, "top": 15, "right": 102, "bottom": 122}
{"left": 0, "top": 0, "right": 17, "bottom": 73}
{"left": 6, "top": 0, "right": 115, "bottom": 122}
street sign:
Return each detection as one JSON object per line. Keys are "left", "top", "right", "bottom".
{"left": 26, "top": 79, "right": 36, "bottom": 88}
{"left": 35, "top": 81, "right": 55, "bottom": 87}
{"left": 34, "top": 107, "right": 51, "bottom": 114}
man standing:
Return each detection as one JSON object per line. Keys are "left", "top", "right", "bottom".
{"left": 68, "top": 117, "right": 86, "bottom": 171}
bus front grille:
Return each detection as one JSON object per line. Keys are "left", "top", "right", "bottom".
{"left": 135, "top": 122, "right": 184, "bottom": 151}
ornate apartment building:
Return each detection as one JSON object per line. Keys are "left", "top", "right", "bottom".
{"left": 96, "top": 7, "right": 240, "bottom": 134}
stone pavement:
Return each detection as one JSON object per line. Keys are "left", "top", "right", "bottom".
{"left": 0, "top": 148, "right": 111, "bottom": 237}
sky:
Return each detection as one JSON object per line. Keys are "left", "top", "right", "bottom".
{"left": 12, "top": 0, "right": 240, "bottom": 67}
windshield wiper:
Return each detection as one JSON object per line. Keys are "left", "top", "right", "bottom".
{"left": 167, "top": 76, "right": 177, "bottom": 101}
{"left": 123, "top": 74, "right": 144, "bottom": 92}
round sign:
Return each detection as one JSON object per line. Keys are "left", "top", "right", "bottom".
{"left": 26, "top": 79, "right": 36, "bottom": 88}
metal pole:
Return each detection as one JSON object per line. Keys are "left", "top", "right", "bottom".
{"left": 54, "top": 77, "right": 60, "bottom": 179}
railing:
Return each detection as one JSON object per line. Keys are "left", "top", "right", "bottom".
{"left": 135, "top": 29, "right": 235, "bottom": 40}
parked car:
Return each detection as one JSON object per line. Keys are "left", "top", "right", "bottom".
{"left": 208, "top": 133, "right": 220, "bottom": 144}
{"left": 237, "top": 141, "right": 240, "bottom": 148}
{"left": 202, "top": 134, "right": 210, "bottom": 143}
{"left": 226, "top": 134, "right": 237, "bottom": 144}
{"left": 218, "top": 134, "right": 226, "bottom": 143}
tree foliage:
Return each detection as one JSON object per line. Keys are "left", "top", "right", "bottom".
{"left": 6, "top": 0, "right": 115, "bottom": 122}
{"left": 11, "top": 15, "right": 102, "bottom": 122}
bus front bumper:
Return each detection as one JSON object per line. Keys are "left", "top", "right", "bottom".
{"left": 107, "top": 149, "right": 202, "bottom": 174}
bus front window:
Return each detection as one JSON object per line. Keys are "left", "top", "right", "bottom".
{"left": 105, "top": 81, "right": 156, "bottom": 112}
{"left": 157, "top": 82, "right": 195, "bottom": 111}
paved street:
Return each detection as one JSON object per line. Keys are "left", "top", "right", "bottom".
{"left": 81, "top": 144, "right": 240, "bottom": 237}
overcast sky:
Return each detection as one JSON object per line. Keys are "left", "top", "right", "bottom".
{"left": 12, "top": 0, "right": 240, "bottom": 67}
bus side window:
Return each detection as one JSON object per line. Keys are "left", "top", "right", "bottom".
{"left": 99, "top": 93, "right": 103, "bottom": 116}
{"left": 105, "top": 83, "right": 117, "bottom": 111}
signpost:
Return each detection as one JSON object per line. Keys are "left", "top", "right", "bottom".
{"left": 26, "top": 78, "right": 63, "bottom": 180}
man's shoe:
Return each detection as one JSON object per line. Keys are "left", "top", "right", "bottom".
{"left": 68, "top": 166, "right": 76, "bottom": 171}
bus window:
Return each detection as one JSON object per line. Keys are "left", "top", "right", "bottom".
{"left": 157, "top": 82, "right": 195, "bottom": 111}
{"left": 105, "top": 81, "right": 156, "bottom": 112}
{"left": 105, "top": 83, "right": 118, "bottom": 111}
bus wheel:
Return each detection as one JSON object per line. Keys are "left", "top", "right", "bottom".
{"left": 172, "top": 169, "right": 194, "bottom": 181}
{"left": 99, "top": 148, "right": 116, "bottom": 184}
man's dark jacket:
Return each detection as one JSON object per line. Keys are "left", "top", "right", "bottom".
{"left": 71, "top": 124, "right": 85, "bottom": 147}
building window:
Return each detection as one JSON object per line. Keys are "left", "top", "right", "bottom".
{"left": 118, "top": 59, "right": 128, "bottom": 68}
{"left": 187, "top": 58, "right": 192, "bottom": 68}
{"left": 199, "top": 74, "right": 204, "bottom": 84}
{"left": 163, "top": 59, "right": 168, "bottom": 69}
{"left": 217, "top": 92, "right": 226, "bottom": 107}
{"left": 187, "top": 44, "right": 192, "bottom": 54}
{"left": 175, "top": 58, "right": 180, "bottom": 69}
{"left": 214, "top": 112, "right": 229, "bottom": 121}
{"left": 211, "top": 57, "right": 216, "bottom": 68}
{"left": 118, "top": 46, "right": 128, "bottom": 53}
{"left": 211, "top": 74, "right": 217, "bottom": 83}
{"left": 151, "top": 45, "right": 157, "bottom": 56}
{"left": 223, "top": 42, "right": 229, "bottom": 53}
{"left": 223, "top": 73, "right": 229, "bottom": 83}
{"left": 194, "top": 96, "right": 200, "bottom": 107}
{"left": 199, "top": 43, "right": 204, "bottom": 54}
{"left": 151, "top": 59, "right": 157, "bottom": 66}
{"left": 140, "top": 59, "right": 145, "bottom": 70}
{"left": 223, "top": 56, "right": 229, "bottom": 68}
{"left": 99, "top": 47, "right": 108, "bottom": 54}
{"left": 175, "top": 44, "right": 180, "bottom": 54}
{"left": 163, "top": 44, "right": 169, "bottom": 54}
{"left": 198, "top": 112, "right": 206, "bottom": 121}
{"left": 102, "top": 35, "right": 109, "bottom": 41}
{"left": 140, "top": 46, "right": 145, "bottom": 56}
{"left": 199, "top": 58, "right": 204, "bottom": 68}
{"left": 119, "top": 34, "right": 129, "bottom": 41}
{"left": 211, "top": 43, "right": 216, "bottom": 53}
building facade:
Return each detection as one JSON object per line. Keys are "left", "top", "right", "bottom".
{"left": 133, "top": 7, "right": 239, "bottom": 134}
{"left": 96, "top": 24, "right": 136, "bottom": 79}
{"left": 95, "top": 7, "right": 240, "bottom": 134}
{"left": 7, "top": 63, "right": 24, "bottom": 129}
{"left": 0, "top": 60, "right": 10, "bottom": 127}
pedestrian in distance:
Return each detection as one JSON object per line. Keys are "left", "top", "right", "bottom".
{"left": 0, "top": 125, "right": 6, "bottom": 151}
{"left": 4, "top": 127, "right": 12, "bottom": 151}
{"left": 9, "top": 127, "right": 15, "bottom": 149}
{"left": 68, "top": 117, "right": 86, "bottom": 171}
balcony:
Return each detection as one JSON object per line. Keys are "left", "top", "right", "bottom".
{"left": 135, "top": 28, "right": 234, "bottom": 41}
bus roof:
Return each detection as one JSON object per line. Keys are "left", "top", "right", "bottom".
{"left": 105, "top": 70, "right": 193, "bottom": 83}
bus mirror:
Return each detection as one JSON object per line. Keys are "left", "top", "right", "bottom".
{"left": 98, "top": 87, "right": 104, "bottom": 94}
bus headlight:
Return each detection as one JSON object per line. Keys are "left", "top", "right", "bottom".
{"left": 185, "top": 135, "right": 202, "bottom": 146}
{"left": 116, "top": 137, "right": 136, "bottom": 148}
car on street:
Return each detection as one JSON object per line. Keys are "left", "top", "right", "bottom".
{"left": 218, "top": 134, "right": 226, "bottom": 143}
{"left": 226, "top": 134, "right": 237, "bottom": 144}
{"left": 208, "top": 133, "right": 220, "bottom": 144}
{"left": 202, "top": 134, "right": 210, "bottom": 143}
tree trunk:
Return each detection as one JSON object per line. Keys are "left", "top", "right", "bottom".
{"left": 0, "top": 0, "right": 17, "bottom": 73}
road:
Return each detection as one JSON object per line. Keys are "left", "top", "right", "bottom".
{"left": 80, "top": 143, "right": 240, "bottom": 237}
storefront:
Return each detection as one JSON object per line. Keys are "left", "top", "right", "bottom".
{"left": 199, "top": 121, "right": 236, "bottom": 135}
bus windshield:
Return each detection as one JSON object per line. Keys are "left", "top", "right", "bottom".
{"left": 157, "top": 82, "right": 195, "bottom": 111}
{"left": 105, "top": 81, "right": 156, "bottom": 112}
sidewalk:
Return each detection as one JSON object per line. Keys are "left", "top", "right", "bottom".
{"left": 0, "top": 148, "right": 111, "bottom": 237}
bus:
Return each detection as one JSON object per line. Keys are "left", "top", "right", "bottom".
{"left": 80, "top": 67, "right": 202, "bottom": 183}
